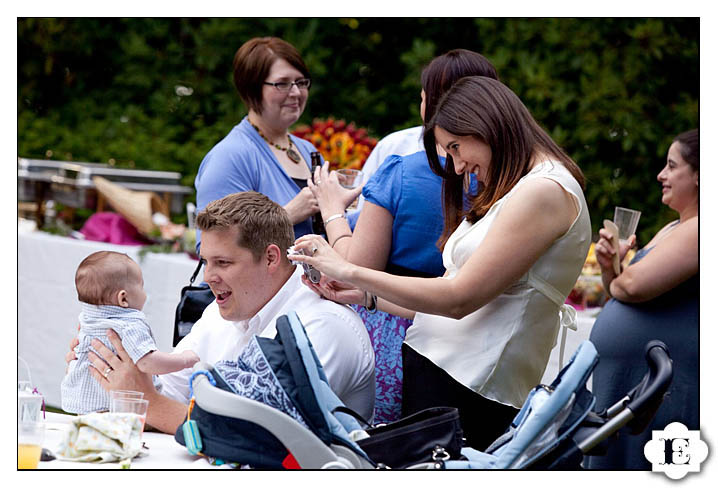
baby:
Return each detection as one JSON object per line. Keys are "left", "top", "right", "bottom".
{"left": 61, "top": 251, "right": 199, "bottom": 414}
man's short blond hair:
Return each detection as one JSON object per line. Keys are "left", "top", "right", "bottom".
{"left": 75, "top": 251, "right": 137, "bottom": 305}
{"left": 196, "top": 191, "right": 294, "bottom": 261}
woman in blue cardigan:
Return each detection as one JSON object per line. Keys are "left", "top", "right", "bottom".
{"left": 195, "top": 37, "right": 322, "bottom": 244}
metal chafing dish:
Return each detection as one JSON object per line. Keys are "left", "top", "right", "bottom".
{"left": 17, "top": 157, "right": 193, "bottom": 215}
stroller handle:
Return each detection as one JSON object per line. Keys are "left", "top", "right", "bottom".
{"left": 576, "top": 340, "right": 673, "bottom": 454}
{"left": 624, "top": 340, "right": 674, "bottom": 434}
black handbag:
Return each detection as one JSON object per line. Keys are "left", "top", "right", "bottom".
{"left": 173, "top": 259, "right": 215, "bottom": 346}
{"left": 356, "top": 406, "right": 465, "bottom": 468}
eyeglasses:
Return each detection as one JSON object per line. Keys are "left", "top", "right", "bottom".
{"left": 263, "top": 78, "right": 311, "bottom": 92}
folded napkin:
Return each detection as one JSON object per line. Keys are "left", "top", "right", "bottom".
{"left": 56, "top": 412, "right": 144, "bottom": 463}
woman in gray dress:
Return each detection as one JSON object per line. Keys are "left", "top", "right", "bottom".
{"left": 587, "top": 129, "right": 699, "bottom": 470}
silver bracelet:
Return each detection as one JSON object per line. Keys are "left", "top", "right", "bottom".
{"left": 364, "top": 290, "right": 378, "bottom": 314}
{"left": 331, "top": 233, "right": 352, "bottom": 248}
{"left": 323, "top": 213, "right": 346, "bottom": 226}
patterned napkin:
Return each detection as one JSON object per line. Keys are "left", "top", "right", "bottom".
{"left": 56, "top": 412, "right": 144, "bottom": 463}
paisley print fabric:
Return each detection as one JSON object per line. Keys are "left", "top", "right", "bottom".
{"left": 214, "top": 335, "right": 309, "bottom": 429}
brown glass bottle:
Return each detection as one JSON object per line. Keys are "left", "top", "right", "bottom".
{"left": 310, "top": 152, "right": 326, "bottom": 236}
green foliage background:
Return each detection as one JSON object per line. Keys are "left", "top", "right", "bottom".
{"left": 18, "top": 18, "right": 699, "bottom": 244}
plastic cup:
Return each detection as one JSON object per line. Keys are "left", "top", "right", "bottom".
{"left": 336, "top": 169, "right": 364, "bottom": 189}
{"left": 111, "top": 398, "right": 149, "bottom": 432}
{"left": 18, "top": 389, "right": 44, "bottom": 424}
{"left": 18, "top": 422, "right": 44, "bottom": 469}
{"left": 110, "top": 390, "right": 144, "bottom": 401}
{"left": 613, "top": 207, "right": 641, "bottom": 244}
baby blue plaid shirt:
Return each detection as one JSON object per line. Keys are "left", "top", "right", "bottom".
{"left": 61, "top": 303, "right": 161, "bottom": 414}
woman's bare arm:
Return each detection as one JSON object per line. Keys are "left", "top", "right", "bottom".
{"left": 609, "top": 217, "right": 698, "bottom": 302}
{"left": 294, "top": 178, "right": 578, "bottom": 319}
{"left": 345, "top": 202, "right": 394, "bottom": 270}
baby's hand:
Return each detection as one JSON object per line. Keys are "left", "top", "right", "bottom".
{"left": 181, "top": 350, "right": 200, "bottom": 369}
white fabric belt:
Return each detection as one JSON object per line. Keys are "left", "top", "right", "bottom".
{"left": 527, "top": 271, "right": 578, "bottom": 371}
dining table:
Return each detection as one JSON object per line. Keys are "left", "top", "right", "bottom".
{"left": 35, "top": 412, "right": 219, "bottom": 469}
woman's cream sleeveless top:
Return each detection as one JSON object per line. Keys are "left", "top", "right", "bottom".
{"left": 405, "top": 161, "right": 591, "bottom": 408}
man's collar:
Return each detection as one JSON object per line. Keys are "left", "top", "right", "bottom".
{"left": 243, "top": 265, "right": 302, "bottom": 335}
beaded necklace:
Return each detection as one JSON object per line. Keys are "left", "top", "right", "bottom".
{"left": 250, "top": 121, "right": 301, "bottom": 164}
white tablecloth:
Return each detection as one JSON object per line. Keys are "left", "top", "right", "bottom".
{"left": 37, "top": 412, "right": 213, "bottom": 469}
{"left": 18, "top": 230, "right": 204, "bottom": 409}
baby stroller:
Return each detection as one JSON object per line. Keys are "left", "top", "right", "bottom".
{"left": 176, "top": 312, "right": 673, "bottom": 469}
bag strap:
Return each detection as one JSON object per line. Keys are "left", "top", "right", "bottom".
{"left": 188, "top": 259, "right": 205, "bottom": 286}
{"left": 331, "top": 405, "right": 371, "bottom": 429}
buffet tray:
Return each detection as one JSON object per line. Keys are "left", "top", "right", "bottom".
{"left": 18, "top": 157, "right": 193, "bottom": 213}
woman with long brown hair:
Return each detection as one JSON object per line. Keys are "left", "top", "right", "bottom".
{"left": 291, "top": 76, "right": 592, "bottom": 449}
{"left": 306, "top": 49, "right": 498, "bottom": 424}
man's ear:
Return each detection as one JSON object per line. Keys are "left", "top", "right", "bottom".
{"left": 116, "top": 290, "right": 129, "bottom": 308}
{"left": 264, "top": 244, "right": 283, "bottom": 271}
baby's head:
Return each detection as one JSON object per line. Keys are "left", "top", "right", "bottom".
{"left": 75, "top": 251, "right": 147, "bottom": 310}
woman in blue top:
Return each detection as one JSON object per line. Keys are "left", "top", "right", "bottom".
{"left": 309, "top": 50, "right": 499, "bottom": 423}
{"left": 195, "top": 37, "right": 322, "bottom": 245}
{"left": 586, "top": 129, "right": 699, "bottom": 470}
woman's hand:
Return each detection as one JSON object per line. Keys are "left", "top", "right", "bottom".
{"left": 301, "top": 274, "right": 365, "bottom": 305}
{"left": 308, "top": 163, "right": 362, "bottom": 218}
{"left": 284, "top": 186, "right": 320, "bottom": 224}
{"left": 291, "top": 234, "right": 356, "bottom": 283}
{"left": 594, "top": 227, "right": 636, "bottom": 273}
{"left": 87, "top": 329, "right": 156, "bottom": 396}
{"left": 595, "top": 226, "right": 636, "bottom": 296}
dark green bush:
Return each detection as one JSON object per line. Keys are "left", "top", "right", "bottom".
{"left": 18, "top": 18, "right": 698, "bottom": 244}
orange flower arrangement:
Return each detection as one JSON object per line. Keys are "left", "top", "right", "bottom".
{"left": 567, "top": 243, "right": 637, "bottom": 309}
{"left": 292, "top": 118, "right": 377, "bottom": 170}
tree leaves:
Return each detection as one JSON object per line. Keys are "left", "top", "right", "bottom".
{"left": 17, "top": 18, "right": 698, "bottom": 242}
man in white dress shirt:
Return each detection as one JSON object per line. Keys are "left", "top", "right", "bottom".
{"left": 88, "top": 191, "right": 375, "bottom": 434}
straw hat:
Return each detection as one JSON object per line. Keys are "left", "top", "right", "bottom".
{"left": 92, "top": 176, "right": 165, "bottom": 235}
